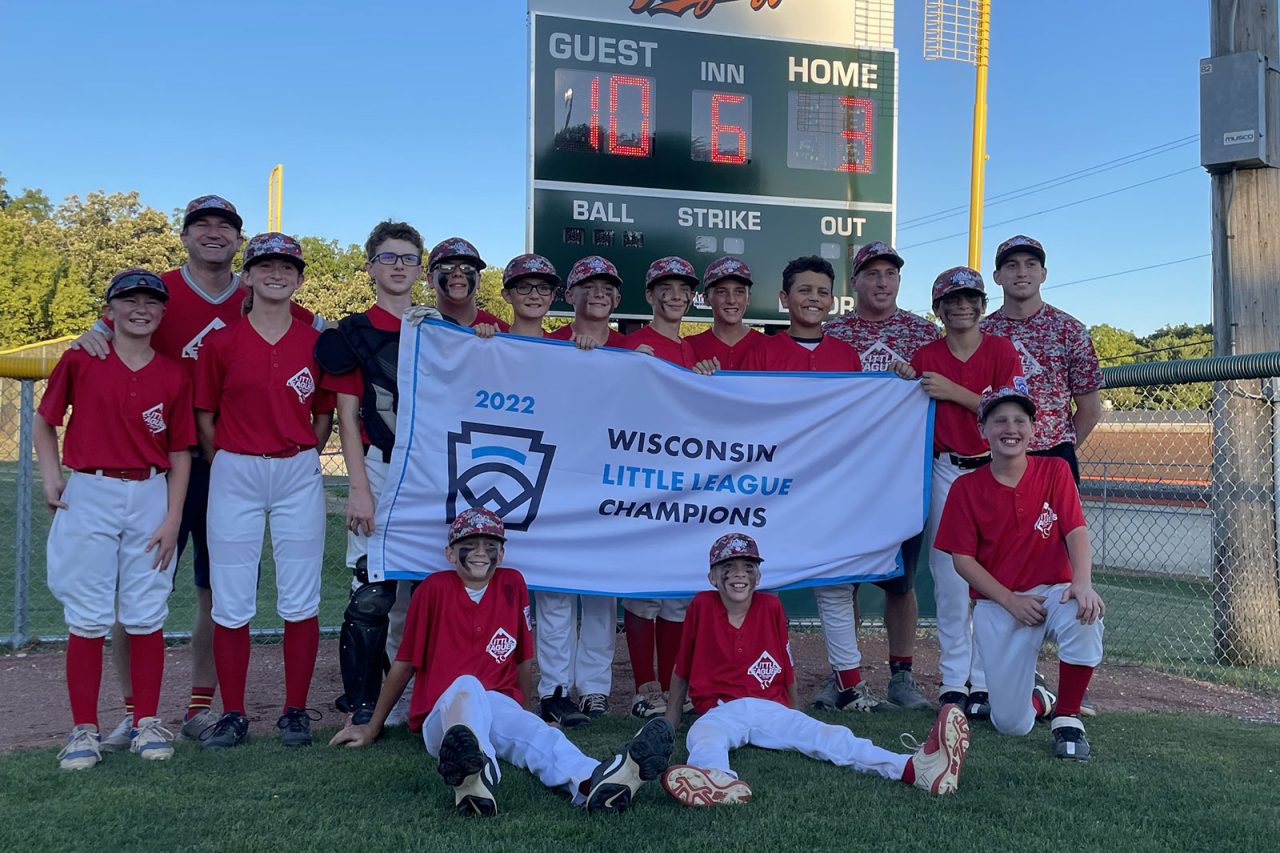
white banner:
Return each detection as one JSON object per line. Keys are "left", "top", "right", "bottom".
{"left": 370, "top": 320, "right": 933, "bottom": 595}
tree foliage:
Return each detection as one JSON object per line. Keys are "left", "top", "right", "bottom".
{"left": 1090, "top": 321, "right": 1214, "bottom": 411}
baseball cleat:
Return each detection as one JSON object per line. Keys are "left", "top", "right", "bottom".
{"left": 586, "top": 717, "right": 675, "bottom": 815}
{"left": 630, "top": 682, "right": 667, "bottom": 720}
{"left": 1051, "top": 716, "right": 1091, "bottom": 761}
{"left": 179, "top": 708, "right": 218, "bottom": 742}
{"left": 1032, "top": 673, "right": 1057, "bottom": 721}
{"left": 662, "top": 765, "right": 753, "bottom": 807}
{"left": 277, "top": 707, "right": 321, "bottom": 747}
{"left": 437, "top": 725, "right": 498, "bottom": 817}
{"left": 835, "top": 681, "right": 897, "bottom": 713}
{"left": 100, "top": 713, "right": 135, "bottom": 752}
{"left": 904, "top": 703, "right": 970, "bottom": 795}
{"left": 541, "top": 686, "right": 590, "bottom": 728}
{"left": 938, "top": 689, "right": 968, "bottom": 710}
{"left": 130, "top": 716, "right": 175, "bottom": 761}
{"left": 888, "top": 671, "right": 934, "bottom": 710}
{"left": 199, "top": 711, "right": 250, "bottom": 751}
{"left": 57, "top": 725, "right": 102, "bottom": 771}
{"left": 810, "top": 674, "right": 841, "bottom": 710}
{"left": 965, "top": 690, "right": 992, "bottom": 720}
{"left": 579, "top": 692, "right": 609, "bottom": 719}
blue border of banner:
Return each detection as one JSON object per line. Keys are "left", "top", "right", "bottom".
{"left": 380, "top": 319, "right": 937, "bottom": 588}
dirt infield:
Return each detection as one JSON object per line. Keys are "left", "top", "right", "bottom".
{"left": 3, "top": 629, "right": 1276, "bottom": 753}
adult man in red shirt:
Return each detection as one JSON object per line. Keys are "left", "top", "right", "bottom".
{"left": 822, "top": 242, "right": 941, "bottom": 712}
{"left": 685, "top": 257, "right": 765, "bottom": 371}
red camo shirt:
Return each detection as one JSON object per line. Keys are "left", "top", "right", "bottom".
{"left": 911, "top": 334, "right": 1023, "bottom": 456}
{"left": 623, "top": 325, "right": 696, "bottom": 367}
{"left": 824, "top": 310, "right": 941, "bottom": 371}
{"left": 934, "top": 456, "right": 1087, "bottom": 599}
{"left": 738, "top": 333, "right": 862, "bottom": 372}
{"left": 39, "top": 348, "right": 195, "bottom": 472}
{"left": 396, "top": 567, "right": 535, "bottom": 731}
{"left": 685, "top": 327, "right": 765, "bottom": 370}
{"left": 194, "top": 318, "right": 335, "bottom": 455}
{"left": 674, "top": 591, "right": 795, "bottom": 713}
{"left": 980, "top": 304, "right": 1103, "bottom": 450}
{"left": 546, "top": 323, "right": 629, "bottom": 347}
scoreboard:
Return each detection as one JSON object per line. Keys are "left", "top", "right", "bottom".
{"left": 529, "top": 2, "right": 898, "bottom": 323}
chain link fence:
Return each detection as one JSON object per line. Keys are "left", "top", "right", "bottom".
{"left": 3, "top": 347, "right": 1279, "bottom": 694}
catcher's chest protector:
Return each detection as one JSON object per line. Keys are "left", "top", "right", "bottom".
{"left": 337, "top": 314, "right": 401, "bottom": 454}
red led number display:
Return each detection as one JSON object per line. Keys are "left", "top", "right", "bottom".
{"left": 554, "top": 69, "right": 654, "bottom": 158}
{"left": 691, "top": 90, "right": 751, "bottom": 165}
{"left": 787, "top": 92, "right": 874, "bottom": 174}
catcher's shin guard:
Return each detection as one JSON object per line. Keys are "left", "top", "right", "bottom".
{"left": 338, "top": 570, "right": 398, "bottom": 722}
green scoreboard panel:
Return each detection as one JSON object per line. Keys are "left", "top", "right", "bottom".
{"left": 529, "top": 10, "right": 898, "bottom": 323}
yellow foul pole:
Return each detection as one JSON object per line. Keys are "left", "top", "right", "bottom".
{"left": 268, "top": 164, "right": 283, "bottom": 231}
{"left": 966, "top": 1, "right": 990, "bottom": 270}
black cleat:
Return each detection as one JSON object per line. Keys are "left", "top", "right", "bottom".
{"left": 199, "top": 711, "right": 250, "bottom": 751}
{"left": 1051, "top": 716, "right": 1091, "bottom": 761}
{"left": 586, "top": 718, "right": 675, "bottom": 815}
{"left": 276, "top": 707, "right": 321, "bottom": 747}
{"left": 437, "top": 725, "right": 498, "bottom": 816}
{"left": 541, "top": 686, "right": 590, "bottom": 728}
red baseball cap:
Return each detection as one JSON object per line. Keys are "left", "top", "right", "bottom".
{"left": 182, "top": 195, "right": 242, "bottom": 231}
{"left": 709, "top": 532, "right": 764, "bottom": 568}
{"left": 977, "top": 383, "right": 1036, "bottom": 424}
{"left": 566, "top": 255, "right": 623, "bottom": 290}
{"left": 931, "top": 266, "right": 985, "bottom": 305}
{"left": 851, "top": 241, "right": 904, "bottom": 277}
{"left": 428, "top": 237, "right": 486, "bottom": 271}
{"left": 503, "top": 253, "right": 560, "bottom": 288}
{"left": 994, "top": 235, "right": 1046, "bottom": 268}
{"left": 644, "top": 256, "right": 699, "bottom": 289}
{"left": 243, "top": 232, "right": 305, "bottom": 271}
{"left": 448, "top": 507, "right": 506, "bottom": 545}
{"left": 105, "top": 268, "right": 169, "bottom": 302}
{"left": 701, "top": 256, "right": 753, "bottom": 290}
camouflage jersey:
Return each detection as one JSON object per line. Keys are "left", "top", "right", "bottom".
{"left": 823, "top": 309, "right": 941, "bottom": 372}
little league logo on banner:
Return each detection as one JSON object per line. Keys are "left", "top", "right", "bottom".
{"left": 370, "top": 320, "right": 934, "bottom": 595}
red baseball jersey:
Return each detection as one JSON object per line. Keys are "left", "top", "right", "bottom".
{"left": 980, "top": 304, "right": 1103, "bottom": 451}
{"left": 473, "top": 309, "right": 510, "bottom": 333}
{"left": 623, "top": 325, "right": 696, "bottom": 367}
{"left": 685, "top": 327, "right": 765, "bottom": 371}
{"left": 129, "top": 267, "right": 318, "bottom": 382}
{"left": 934, "top": 456, "right": 1086, "bottom": 599}
{"left": 824, "top": 310, "right": 941, "bottom": 372}
{"left": 39, "top": 349, "right": 195, "bottom": 472}
{"left": 738, "top": 333, "right": 862, "bottom": 372}
{"left": 911, "top": 334, "right": 1023, "bottom": 456}
{"left": 546, "top": 323, "right": 629, "bottom": 347}
{"left": 396, "top": 567, "right": 535, "bottom": 731}
{"left": 674, "top": 590, "right": 795, "bottom": 713}
{"left": 194, "top": 319, "right": 335, "bottom": 455}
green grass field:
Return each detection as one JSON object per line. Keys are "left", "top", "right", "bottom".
{"left": 1, "top": 712, "right": 1277, "bottom": 852}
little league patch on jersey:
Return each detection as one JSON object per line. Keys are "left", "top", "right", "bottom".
{"left": 485, "top": 627, "right": 518, "bottom": 663}
{"left": 141, "top": 403, "right": 166, "bottom": 435}
{"left": 287, "top": 367, "right": 316, "bottom": 403}
{"left": 1035, "top": 501, "right": 1059, "bottom": 539}
{"left": 748, "top": 651, "right": 783, "bottom": 689}
{"left": 182, "top": 317, "right": 228, "bottom": 360}
{"left": 860, "top": 340, "right": 903, "bottom": 372}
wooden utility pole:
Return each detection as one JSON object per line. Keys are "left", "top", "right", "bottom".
{"left": 1209, "top": 1, "right": 1280, "bottom": 664}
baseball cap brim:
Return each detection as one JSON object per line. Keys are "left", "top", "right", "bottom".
{"left": 433, "top": 255, "right": 487, "bottom": 272}
{"left": 853, "top": 251, "right": 904, "bottom": 277}
{"left": 505, "top": 272, "right": 561, "bottom": 288}
{"left": 648, "top": 273, "right": 700, "bottom": 290}
{"left": 995, "top": 244, "right": 1045, "bottom": 268}
{"left": 570, "top": 272, "right": 623, "bottom": 289}
{"left": 183, "top": 207, "right": 243, "bottom": 232}
{"left": 980, "top": 395, "right": 1036, "bottom": 422}
{"left": 449, "top": 531, "right": 507, "bottom": 546}
{"left": 710, "top": 555, "right": 764, "bottom": 569}
{"left": 107, "top": 285, "right": 169, "bottom": 303}
{"left": 244, "top": 252, "right": 305, "bottom": 272}
{"left": 702, "top": 273, "right": 752, "bottom": 290}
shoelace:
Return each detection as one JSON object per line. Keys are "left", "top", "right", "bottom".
{"left": 201, "top": 714, "right": 247, "bottom": 742}
{"left": 57, "top": 729, "right": 99, "bottom": 759}
{"left": 582, "top": 695, "right": 608, "bottom": 714}
{"left": 899, "top": 733, "right": 924, "bottom": 752}
{"left": 135, "top": 721, "right": 174, "bottom": 742}
{"left": 278, "top": 708, "right": 322, "bottom": 732}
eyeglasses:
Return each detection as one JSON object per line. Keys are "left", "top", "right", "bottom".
{"left": 511, "top": 282, "right": 556, "bottom": 296}
{"left": 370, "top": 252, "right": 422, "bottom": 267}
{"left": 433, "top": 262, "right": 477, "bottom": 276}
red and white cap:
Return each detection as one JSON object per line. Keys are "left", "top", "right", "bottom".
{"left": 105, "top": 268, "right": 169, "bottom": 302}
{"left": 701, "top": 256, "right": 753, "bottom": 290}
{"left": 182, "top": 195, "right": 242, "bottom": 231}
{"left": 448, "top": 507, "right": 507, "bottom": 545}
{"left": 994, "top": 235, "right": 1046, "bottom": 268}
{"left": 243, "top": 232, "right": 305, "bottom": 271}
{"left": 644, "top": 256, "right": 699, "bottom": 289}
{"left": 428, "top": 237, "right": 486, "bottom": 271}
{"left": 566, "top": 255, "right": 623, "bottom": 290}
{"left": 851, "top": 241, "right": 904, "bottom": 277}
{"left": 977, "top": 382, "right": 1036, "bottom": 424}
{"left": 709, "top": 532, "right": 764, "bottom": 568}
{"left": 502, "top": 253, "right": 560, "bottom": 288}
{"left": 931, "top": 266, "right": 985, "bottom": 304}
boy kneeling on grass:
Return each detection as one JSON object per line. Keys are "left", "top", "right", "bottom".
{"left": 934, "top": 386, "right": 1104, "bottom": 761}
{"left": 660, "top": 533, "right": 971, "bottom": 806}
{"left": 330, "top": 508, "right": 674, "bottom": 817}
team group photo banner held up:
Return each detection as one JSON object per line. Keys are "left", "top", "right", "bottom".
{"left": 371, "top": 320, "right": 934, "bottom": 596}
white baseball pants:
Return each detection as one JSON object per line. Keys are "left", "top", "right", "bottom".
{"left": 621, "top": 597, "right": 690, "bottom": 621}
{"left": 207, "top": 450, "right": 325, "bottom": 629}
{"left": 814, "top": 584, "right": 862, "bottom": 670}
{"left": 686, "top": 698, "right": 908, "bottom": 781}
{"left": 973, "top": 583, "right": 1104, "bottom": 736}
{"left": 46, "top": 471, "right": 176, "bottom": 638}
{"left": 423, "top": 675, "right": 599, "bottom": 804}
{"left": 535, "top": 592, "right": 616, "bottom": 697}
{"left": 344, "top": 453, "right": 388, "bottom": 572}
{"left": 927, "top": 455, "right": 987, "bottom": 694}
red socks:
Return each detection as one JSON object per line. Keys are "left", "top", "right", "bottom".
{"left": 901, "top": 757, "right": 917, "bottom": 785}
{"left": 1054, "top": 662, "right": 1094, "bottom": 717}
{"left": 283, "top": 617, "right": 319, "bottom": 712}
{"left": 624, "top": 611, "right": 657, "bottom": 690}
{"left": 66, "top": 634, "right": 105, "bottom": 727}
{"left": 655, "top": 618, "right": 684, "bottom": 692}
{"left": 835, "top": 667, "right": 863, "bottom": 691}
{"left": 187, "top": 686, "right": 215, "bottom": 721}
{"left": 213, "top": 625, "right": 251, "bottom": 715}
{"left": 889, "top": 656, "right": 913, "bottom": 673}
{"left": 128, "top": 630, "right": 165, "bottom": 721}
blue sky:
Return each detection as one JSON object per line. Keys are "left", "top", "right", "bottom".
{"left": 3, "top": 1, "right": 1208, "bottom": 335}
